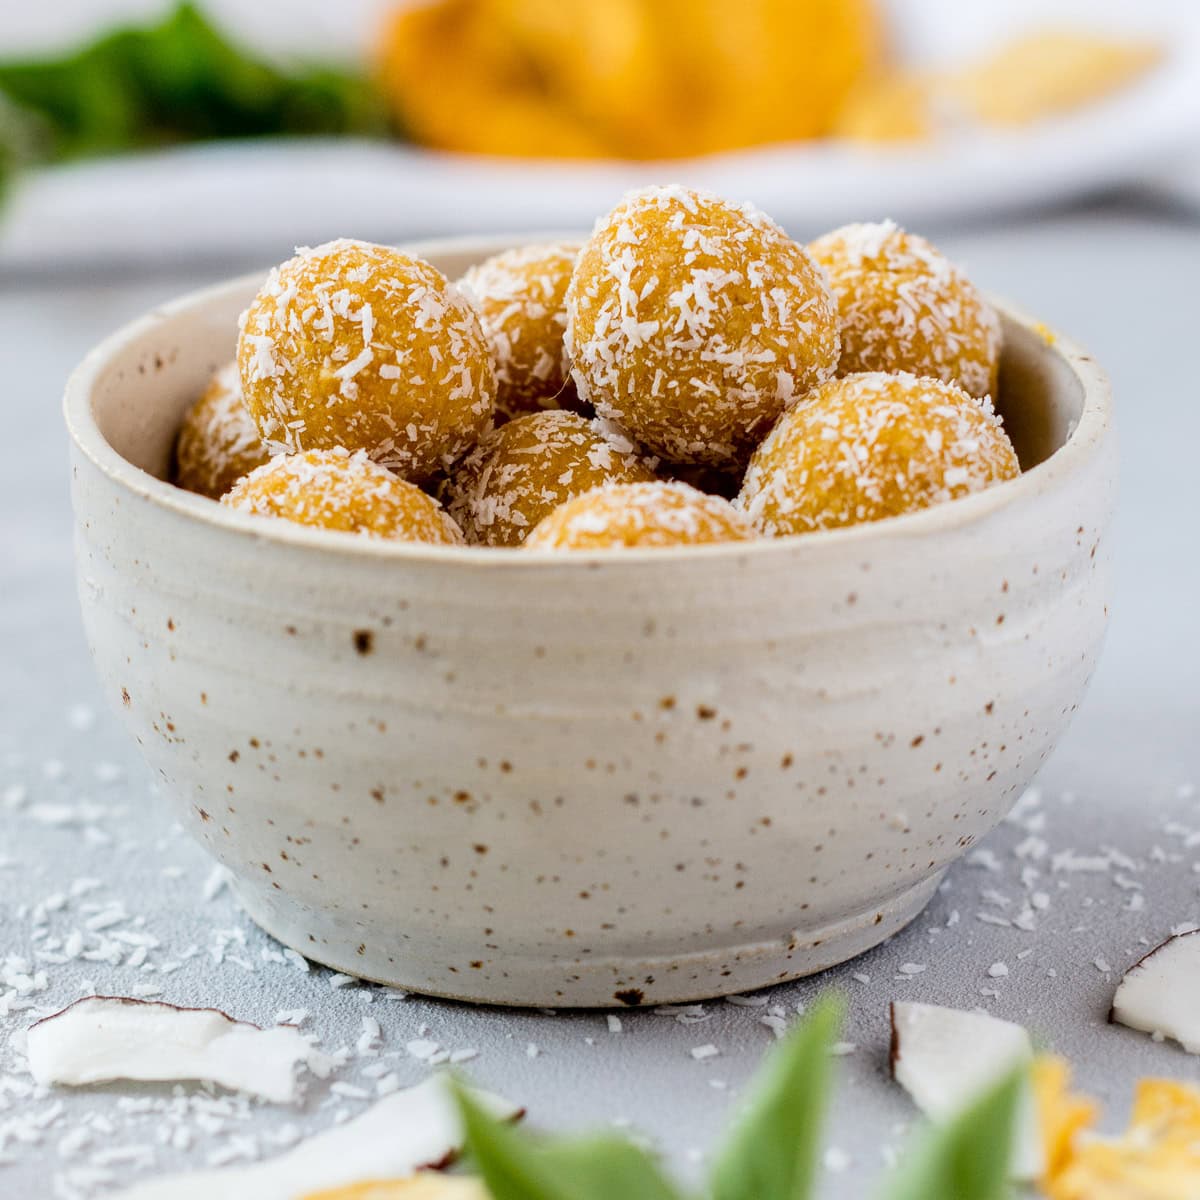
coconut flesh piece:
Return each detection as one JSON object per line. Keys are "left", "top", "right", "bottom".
{"left": 109, "top": 1073, "right": 519, "bottom": 1200}
{"left": 890, "top": 1001, "right": 1042, "bottom": 1181}
{"left": 1111, "top": 930, "right": 1200, "bottom": 1053}
{"left": 27, "top": 996, "right": 322, "bottom": 1103}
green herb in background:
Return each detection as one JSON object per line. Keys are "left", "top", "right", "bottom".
{"left": 0, "top": 92, "right": 43, "bottom": 202}
{"left": 454, "top": 995, "right": 1021, "bottom": 1200}
{"left": 0, "top": 102, "right": 17, "bottom": 202}
{"left": 0, "top": 2, "right": 390, "bottom": 166}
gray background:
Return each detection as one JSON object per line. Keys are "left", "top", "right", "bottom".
{"left": 2, "top": 201, "right": 1199, "bottom": 1197}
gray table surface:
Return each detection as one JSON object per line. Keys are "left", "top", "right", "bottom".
{"left": 2, "top": 202, "right": 1199, "bottom": 1199}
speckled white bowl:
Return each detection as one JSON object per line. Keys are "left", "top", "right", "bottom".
{"left": 65, "top": 236, "right": 1116, "bottom": 1007}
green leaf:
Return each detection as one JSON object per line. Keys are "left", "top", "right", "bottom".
{"left": 0, "top": 92, "right": 45, "bottom": 207}
{"left": 880, "top": 1068, "right": 1024, "bottom": 1200}
{"left": 0, "top": 106, "right": 18, "bottom": 203}
{"left": 0, "top": 2, "right": 390, "bottom": 163}
{"left": 536, "top": 1137, "right": 688, "bottom": 1200}
{"left": 709, "top": 994, "right": 843, "bottom": 1200}
{"left": 454, "top": 1080, "right": 686, "bottom": 1200}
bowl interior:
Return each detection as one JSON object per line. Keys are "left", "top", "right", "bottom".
{"left": 84, "top": 241, "right": 1084, "bottom": 492}
{"left": 993, "top": 324, "right": 1084, "bottom": 471}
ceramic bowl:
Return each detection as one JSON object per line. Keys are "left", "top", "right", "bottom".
{"left": 65, "top": 236, "right": 1116, "bottom": 1007}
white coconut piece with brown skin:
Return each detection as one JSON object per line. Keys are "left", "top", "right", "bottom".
{"left": 889, "top": 1001, "right": 1041, "bottom": 1181}
{"left": 27, "top": 996, "right": 319, "bottom": 1103}
{"left": 1111, "top": 930, "right": 1200, "bottom": 1053}
{"left": 108, "top": 1073, "right": 519, "bottom": 1200}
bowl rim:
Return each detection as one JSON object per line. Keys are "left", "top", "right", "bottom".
{"left": 63, "top": 232, "right": 1113, "bottom": 569}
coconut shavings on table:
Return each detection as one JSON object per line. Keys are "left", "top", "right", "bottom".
{"left": 2, "top": 694, "right": 1200, "bottom": 1198}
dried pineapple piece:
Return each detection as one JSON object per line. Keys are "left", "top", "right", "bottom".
{"left": 948, "top": 29, "right": 1161, "bottom": 128}
{"left": 1038, "top": 1064, "right": 1200, "bottom": 1200}
{"left": 304, "top": 1176, "right": 490, "bottom": 1200}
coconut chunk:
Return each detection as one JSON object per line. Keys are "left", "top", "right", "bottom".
{"left": 1111, "top": 931, "right": 1200, "bottom": 1054}
{"left": 109, "top": 1074, "right": 518, "bottom": 1199}
{"left": 890, "top": 1001, "right": 1041, "bottom": 1180}
{"left": 27, "top": 996, "right": 320, "bottom": 1103}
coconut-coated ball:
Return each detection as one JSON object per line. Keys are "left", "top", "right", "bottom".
{"left": 445, "top": 410, "right": 655, "bottom": 547}
{"left": 566, "top": 185, "right": 840, "bottom": 465}
{"left": 738, "top": 372, "right": 1020, "bottom": 536}
{"left": 174, "top": 362, "right": 271, "bottom": 499}
{"left": 238, "top": 239, "right": 495, "bottom": 480}
{"left": 525, "top": 481, "right": 756, "bottom": 550}
{"left": 808, "top": 220, "right": 1001, "bottom": 398}
{"left": 222, "top": 448, "right": 465, "bottom": 544}
{"left": 459, "top": 242, "right": 582, "bottom": 421}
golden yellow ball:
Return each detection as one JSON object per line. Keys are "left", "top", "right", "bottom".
{"left": 459, "top": 243, "right": 582, "bottom": 421}
{"left": 525, "top": 481, "right": 756, "bottom": 550}
{"left": 739, "top": 372, "right": 1020, "bottom": 535}
{"left": 445, "top": 410, "right": 655, "bottom": 546}
{"left": 173, "top": 362, "right": 271, "bottom": 500}
{"left": 222, "top": 448, "right": 465, "bottom": 545}
{"left": 808, "top": 220, "right": 1002, "bottom": 398}
{"left": 567, "top": 186, "right": 840, "bottom": 465}
{"left": 238, "top": 239, "right": 495, "bottom": 480}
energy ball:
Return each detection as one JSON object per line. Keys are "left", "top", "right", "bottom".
{"left": 238, "top": 239, "right": 495, "bottom": 480}
{"left": 525, "top": 481, "right": 756, "bottom": 550}
{"left": 459, "top": 243, "right": 581, "bottom": 421}
{"left": 808, "top": 220, "right": 1001, "bottom": 398}
{"left": 222, "top": 448, "right": 465, "bottom": 545}
{"left": 738, "top": 371, "right": 1020, "bottom": 536}
{"left": 566, "top": 185, "right": 840, "bottom": 466}
{"left": 445, "top": 410, "right": 655, "bottom": 547}
{"left": 174, "top": 362, "right": 271, "bottom": 500}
